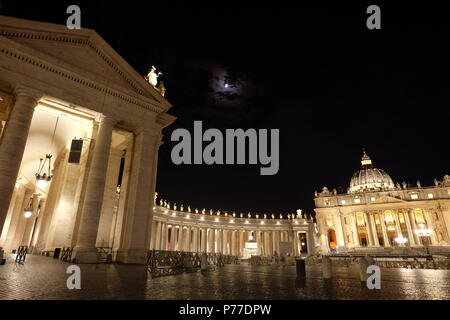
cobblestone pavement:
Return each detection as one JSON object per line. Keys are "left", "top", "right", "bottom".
{"left": 0, "top": 254, "right": 449, "bottom": 300}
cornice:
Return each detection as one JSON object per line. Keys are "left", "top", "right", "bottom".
{"left": 0, "top": 38, "right": 166, "bottom": 114}
{"left": 0, "top": 15, "right": 173, "bottom": 111}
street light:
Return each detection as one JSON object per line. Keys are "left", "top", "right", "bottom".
{"left": 394, "top": 235, "right": 408, "bottom": 245}
{"left": 23, "top": 197, "right": 33, "bottom": 218}
{"left": 414, "top": 224, "right": 433, "bottom": 237}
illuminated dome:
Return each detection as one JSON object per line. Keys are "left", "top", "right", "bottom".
{"left": 349, "top": 151, "right": 395, "bottom": 193}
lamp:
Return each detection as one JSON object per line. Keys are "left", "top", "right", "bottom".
{"left": 394, "top": 235, "right": 408, "bottom": 244}
{"left": 35, "top": 116, "right": 59, "bottom": 189}
{"left": 24, "top": 197, "right": 33, "bottom": 218}
{"left": 35, "top": 154, "right": 53, "bottom": 189}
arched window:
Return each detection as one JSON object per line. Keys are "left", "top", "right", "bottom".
{"left": 328, "top": 229, "right": 337, "bottom": 248}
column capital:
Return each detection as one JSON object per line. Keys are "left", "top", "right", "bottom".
{"left": 14, "top": 85, "right": 43, "bottom": 104}
{"left": 98, "top": 114, "right": 117, "bottom": 127}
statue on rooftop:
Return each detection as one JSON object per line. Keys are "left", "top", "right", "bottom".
{"left": 145, "top": 65, "right": 162, "bottom": 88}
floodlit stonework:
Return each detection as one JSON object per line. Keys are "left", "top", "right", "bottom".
{"left": 148, "top": 200, "right": 315, "bottom": 257}
{"left": 0, "top": 16, "right": 176, "bottom": 264}
{"left": 0, "top": 16, "right": 315, "bottom": 264}
{"left": 314, "top": 151, "right": 450, "bottom": 254}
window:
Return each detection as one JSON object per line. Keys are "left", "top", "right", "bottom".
{"left": 354, "top": 198, "right": 361, "bottom": 204}
{"left": 370, "top": 197, "right": 376, "bottom": 202}
{"left": 341, "top": 200, "right": 346, "bottom": 205}
{"left": 374, "top": 214, "right": 381, "bottom": 225}
{"left": 326, "top": 215, "right": 333, "bottom": 227}
{"left": 414, "top": 209, "right": 426, "bottom": 224}
{"left": 411, "top": 194, "right": 418, "bottom": 200}
{"left": 427, "top": 193, "right": 434, "bottom": 199}
{"left": 356, "top": 213, "right": 366, "bottom": 226}
{"left": 384, "top": 211, "right": 394, "bottom": 224}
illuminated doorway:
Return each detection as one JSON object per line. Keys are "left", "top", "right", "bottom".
{"left": 327, "top": 229, "right": 337, "bottom": 249}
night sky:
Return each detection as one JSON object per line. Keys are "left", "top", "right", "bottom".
{"left": 2, "top": 1, "right": 450, "bottom": 216}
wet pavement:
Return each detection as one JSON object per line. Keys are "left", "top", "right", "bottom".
{"left": 0, "top": 254, "right": 449, "bottom": 300}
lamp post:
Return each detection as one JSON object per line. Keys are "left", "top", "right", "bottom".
{"left": 414, "top": 224, "right": 433, "bottom": 247}
{"left": 394, "top": 235, "right": 408, "bottom": 246}
{"left": 23, "top": 195, "right": 41, "bottom": 253}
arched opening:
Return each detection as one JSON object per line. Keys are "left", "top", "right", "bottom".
{"left": 327, "top": 229, "right": 337, "bottom": 248}
{"left": 355, "top": 212, "right": 368, "bottom": 247}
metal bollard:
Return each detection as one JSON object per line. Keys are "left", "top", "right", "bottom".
{"left": 296, "top": 259, "right": 306, "bottom": 277}
{"left": 357, "top": 257, "right": 370, "bottom": 282}
{"left": 0, "top": 248, "right": 5, "bottom": 265}
{"left": 322, "top": 256, "right": 332, "bottom": 279}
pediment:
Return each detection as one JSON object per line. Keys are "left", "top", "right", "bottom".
{"left": 369, "top": 196, "right": 406, "bottom": 205}
{"left": 0, "top": 15, "right": 171, "bottom": 110}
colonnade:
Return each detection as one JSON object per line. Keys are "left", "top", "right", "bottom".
{"left": 0, "top": 85, "right": 172, "bottom": 264}
{"left": 148, "top": 219, "right": 311, "bottom": 257}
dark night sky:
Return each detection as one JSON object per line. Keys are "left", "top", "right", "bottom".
{"left": 2, "top": 1, "right": 450, "bottom": 216}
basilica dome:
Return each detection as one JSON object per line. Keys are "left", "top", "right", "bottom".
{"left": 348, "top": 151, "right": 395, "bottom": 193}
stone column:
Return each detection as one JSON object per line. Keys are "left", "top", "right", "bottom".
{"left": 424, "top": 209, "right": 439, "bottom": 245}
{"left": 239, "top": 230, "right": 244, "bottom": 256}
{"left": 393, "top": 211, "right": 403, "bottom": 237}
{"left": 404, "top": 210, "right": 416, "bottom": 246}
{"left": 72, "top": 115, "right": 115, "bottom": 263}
{"left": 0, "top": 183, "right": 26, "bottom": 252}
{"left": 168, "top": 226, "right": 175, "bottom": 250}
{"left": 192, "top": 227, "right": 198, "bottom": 252}
{"left": 116, "top": 128, "right": 159, "bottom": 264}
{"left": 230, "top": 230, "right": 235, "bottom": 256}
{"left": 173, "top": 227, "right": 179, "bottom": 251}
{"left": 185, "top": 227, "right": 191, "bottom": 252}
{"left": 0, "top": 87, "right": 41, "bottom": 237}
{"left": 350, "top": 214, "right": 360, "bottom": 247}
{"left": 96, "top": 148, "right": 123, "bottom": 247}
{"left": 380, "top": 212, "right": 391, "bottom": 247}
{"left": 256, "top": 231, "right": 261, "bottom": 255}
{"left": 155, "top": 221, "right": 162, "bottom": 250}
{"left": 179, "top": 227, "right": 184, "bottom": 251}
{"left": 369, "top": 213, "right": 380, "bottom": 247}
{"left": 201, "top": 228, "right": 207, "bottom": 253}
{"left": 206, "top": 228, "right": 213, "bottom": 252}
{"left": 160, "top": 223, "right": 167, "bottom": 250}
{"left": 222, "top": 229, "right": 228, "bottom": 254}
{"left": 216, "top": 229, "right": 222, "bottom": 253}
{"left": 364, "top": 212, "right": 375, "bottom": 246}
{"left": 307, "top": 224, "right": 315, "bottom": 256}
{"left": 292, "top": 231, "right": 299, "bottom": 256}
{"left": 272, "top": 231, "right": 277, "bottom": 255}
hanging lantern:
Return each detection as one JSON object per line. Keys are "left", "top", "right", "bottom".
{"left": 35, "top": 154, "right": 53, "bottom": 189}
{"left": 24, "top": 197, "right": 33, "bottom": 218}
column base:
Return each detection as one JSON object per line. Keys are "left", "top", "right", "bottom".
{"left": 115, "top": 248, "right": 147, "bottom": 265}
{"left": 71, "top": 247, "right": 100, "bottom": 263}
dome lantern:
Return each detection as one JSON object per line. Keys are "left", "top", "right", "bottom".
{"left": 348, "top": 150, "right": 395, "bottom": 193}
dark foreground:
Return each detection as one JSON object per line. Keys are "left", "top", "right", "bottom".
{"left": 0, "top": 254, "right": 449, "bottom": 300}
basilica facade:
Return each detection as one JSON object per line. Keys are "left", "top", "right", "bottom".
{"left": 314, "top": 151, "right": 450, "bottom": 254}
